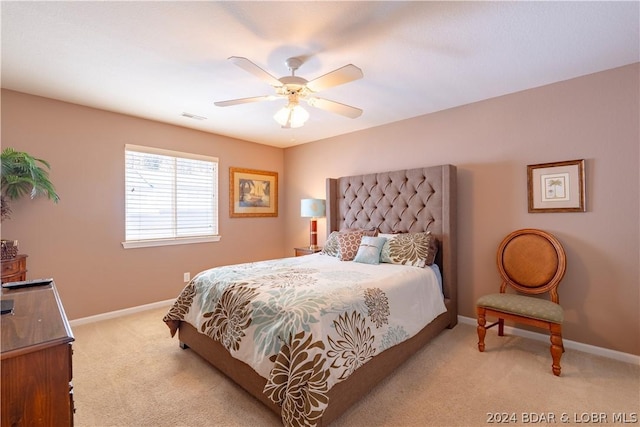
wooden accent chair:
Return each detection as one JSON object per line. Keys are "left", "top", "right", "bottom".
{"left": 476, "top": 229, "right": 567, "bottom": 376}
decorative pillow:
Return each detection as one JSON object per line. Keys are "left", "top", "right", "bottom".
{"left": 380, "top": 231, "right": 438, "bottom": 267}
{"left": 354, "top": 236, "right": 387, "bottom": 265}
{"left": 336, "top": 230, "right": 366, "bottom": 261}
{"left": 378, "top": 233, "right": 400, "bottom": 263}
{"left": 320, "top": 231, "right": 341, "bottom": 257}
{"left": 321, "top": 228, "right": 377, "bottom": 257}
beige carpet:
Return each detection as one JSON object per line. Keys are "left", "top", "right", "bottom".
{"left": 71, "top": 306, "right": 639, "bottom": 427}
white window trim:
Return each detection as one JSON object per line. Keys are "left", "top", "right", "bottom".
{"left": 122, "top": 144, "right": 221, "bottom": 249}
{"left": 122, "top": 235, "right": 221, "bottom": 249}
{"left": 124, "top": 144, "right": 219, "bottom": 163}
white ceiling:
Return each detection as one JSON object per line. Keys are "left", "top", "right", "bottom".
{"left": 2, "top": 1, "right": 638, "bottom": 148}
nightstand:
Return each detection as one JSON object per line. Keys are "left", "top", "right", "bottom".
{"left": 294, "top": 247, "right": 322, "bottom": 256}
{"left": 1, "top": 254, "right": 28, "bottom": 283}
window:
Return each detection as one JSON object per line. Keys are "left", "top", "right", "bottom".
{"left": 123, "top": 144, "right": 219, "bottom": 248}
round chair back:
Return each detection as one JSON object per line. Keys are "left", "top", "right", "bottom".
{"left": 497, "top": 228, "right": 566, "bottom": 300}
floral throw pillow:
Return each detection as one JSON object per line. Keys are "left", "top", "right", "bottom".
{"left": 320, "top": 231, "right": 341, "bottom": 257}
{"left": 380, "top": 231, "right": 437, "bottom": 267}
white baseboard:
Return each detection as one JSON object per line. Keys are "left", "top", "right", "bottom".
{"left": 458, "top": 315, "right": 640, "bottom": 366}
{"left": 69, "top": 299, "right": 175, "bottom": 327}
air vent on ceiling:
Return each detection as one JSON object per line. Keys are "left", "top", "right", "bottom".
{"left": 181, "top": 112, "right": 207, "bottom": 120}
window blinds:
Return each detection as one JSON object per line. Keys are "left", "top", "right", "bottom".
{"left": 124, "top": 145, "right": 218, "bottom": 244}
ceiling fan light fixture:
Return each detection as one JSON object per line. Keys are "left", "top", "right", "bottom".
{"left": 274, "top": 103, "right": 309, "bottom": 128}
{"left": 218, "top": 56, "right": 363, "bottom": 126}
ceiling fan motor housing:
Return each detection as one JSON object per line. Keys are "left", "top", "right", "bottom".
{"left": 279, "top": 75, "right": 309, "bottom": 94}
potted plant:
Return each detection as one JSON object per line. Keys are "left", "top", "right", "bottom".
{"left": 1, "top": 148, "right": 59, "bottom": 258}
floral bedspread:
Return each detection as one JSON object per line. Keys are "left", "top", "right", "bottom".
{"left": 164, "top": 253, "right": 446, "bottom": 426}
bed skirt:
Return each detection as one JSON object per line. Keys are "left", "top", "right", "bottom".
{"left": 177, "top": 300, "right": 453, "bottom": 426}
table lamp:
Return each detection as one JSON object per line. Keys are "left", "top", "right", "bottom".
{"left": 300, "top": 198, "right": 326, "bottom": 250}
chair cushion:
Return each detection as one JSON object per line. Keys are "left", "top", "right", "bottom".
{"left": 477, "top": 293, "right": 563, "bottom": 323}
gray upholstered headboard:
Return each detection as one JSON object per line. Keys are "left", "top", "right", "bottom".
{"left": 326, "top": 165, "right": 457, "bottom": 326}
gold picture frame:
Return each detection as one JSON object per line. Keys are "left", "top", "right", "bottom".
{"left": 229, "top": 167, "right": 278, "bottom": 218}
{"left": 527, "top": 159, "right": 585, "bottom": 213}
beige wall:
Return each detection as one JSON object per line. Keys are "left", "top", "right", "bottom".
{"left": 1, "top": 90, "right": 285, "bottom": 319}
{"left": 2, "top": 64, "right": 638, "bottom": 356}
{"left": 283, "top": 64, "right": 640, "bottom": 355}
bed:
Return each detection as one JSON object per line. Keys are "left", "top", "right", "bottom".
{"left": 164, "top": 164, "right": 457, "bottom": 426}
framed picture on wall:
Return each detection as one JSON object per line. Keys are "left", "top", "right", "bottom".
{"left": 527, "top": 159, "right": 585, "bottom": 213}
{"left": 229, "top": 167, "right": 278, "bottom": 217}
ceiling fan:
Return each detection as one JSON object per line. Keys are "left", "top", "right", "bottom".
{"left": 214, "top": 56, "right": 363, "bottom": 128}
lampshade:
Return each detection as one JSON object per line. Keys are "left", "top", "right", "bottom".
{"left": 300, "top": 199, "right": 325, "bottom": 218}
{"left": 274, "top": 103, "right": 309, "bottom": 128}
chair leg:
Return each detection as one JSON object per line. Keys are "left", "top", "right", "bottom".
{"left": 477, "top": 307, "right": 487, "bottom": 352}
{"left": 498, "top": 318, "right": 504, "bottom": 336}
{"left": 550, "top": 323, "right": 563, "bottom": 376}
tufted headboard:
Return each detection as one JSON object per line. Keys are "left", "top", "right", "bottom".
{"left": 326, "top": 165, "right": 457, "bottom": 326}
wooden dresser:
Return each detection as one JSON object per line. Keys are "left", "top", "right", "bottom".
{"left": 1, "top": 254, "right": 28, "bottom": 283}
{"left": 1, "top": 281, "right": 75, "bottom": 427}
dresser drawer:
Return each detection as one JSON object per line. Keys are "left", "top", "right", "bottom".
{"left": 1, "top": 271, "right": 25, "bottom": 283}
{"left": 2, "top": 258, "right": 25, "bottom": 276}
{"left": 1, "top": 255, "right": 27, "bottom": 283}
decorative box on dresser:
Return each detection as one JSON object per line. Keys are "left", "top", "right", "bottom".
{"left": 1, "top": 254, "right": 28, "bottom": 283}
{"left": 1, "top": 280, "right": 75, "bottom": 427}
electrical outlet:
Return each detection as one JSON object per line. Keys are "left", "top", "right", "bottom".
{"left": 183, "top": 272, "right": 190, "bottom": 282}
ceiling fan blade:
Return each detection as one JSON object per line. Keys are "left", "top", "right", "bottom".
{"left": 228, "top": 56, "right": 282, "bottom": 87}
{"left": 306, "top": 64, "right": 363, "bottom": 92}
{"left": 306, "top": 97, "right": 363, "bottom": 119}
{"left": 214, "top": 95, "right": 276, "bottom": 107}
